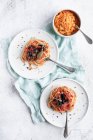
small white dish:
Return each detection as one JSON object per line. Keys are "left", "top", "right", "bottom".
{"left": 8, "top": 29, "right": 58, "bottom": 79}
{"left": 53, "top": 9, "right": 81, "bottom": 38}
{"left": 40, "top": 78, "right": 89, "bottom": 128}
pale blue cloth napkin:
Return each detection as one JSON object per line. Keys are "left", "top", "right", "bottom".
{"left": 1, "top": 23, "right": 85, "bottom": 123}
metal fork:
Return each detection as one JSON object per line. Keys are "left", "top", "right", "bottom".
{"left": 46, "top": 58, "right": 75, "bottom": 73}
{"left": 64, "top": 111, "right": 68, "bottom": 138}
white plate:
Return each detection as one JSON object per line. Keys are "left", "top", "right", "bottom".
{"left": 8, "top": 29, "right": 58, "bottom": 79}
{"left": 40, "top": 78, "right": 89, "bottom": 127}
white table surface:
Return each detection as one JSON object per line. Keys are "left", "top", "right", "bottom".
{"left": 0, "top": 0, "right": 93, "bottom": 140}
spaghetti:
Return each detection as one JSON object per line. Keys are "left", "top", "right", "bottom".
{"left": 21, "top": 39, "right": 50, "bottom": 69}
{"left": 48, "top": 86, "right": 76, "bottom": 112}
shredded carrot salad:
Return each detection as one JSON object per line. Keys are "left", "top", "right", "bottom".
{"left": 21, "top": 39, "right": 50, "bottom": 69}
{"left": 48, "top": 86, "right": 76, "bottom": 112}
{"left": 54, "top": 10, "right": 80, "bottom": 36}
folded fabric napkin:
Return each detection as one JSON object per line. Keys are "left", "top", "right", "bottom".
{"left": 1, "top": 23, "right": 85, "bottom": 123}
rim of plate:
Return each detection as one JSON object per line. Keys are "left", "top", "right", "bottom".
{"left": 8, "top": 28, "right": 59, "bottom": 80}
{"left": 40, "top": 78, "right": 89, "bottom": 128}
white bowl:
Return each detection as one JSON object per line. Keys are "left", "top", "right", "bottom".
{"left": 53, "top": 9, "right": 81, "bottom": 38}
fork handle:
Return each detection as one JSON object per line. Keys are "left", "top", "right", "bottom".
{"left": 76, "top": 25, "right": 93, "bottom": 44}
{"left": 49, "top": 58, "right": 75, "bottom": 73}
{"left": 64, "top": 112, "right": 69, "bottom": 138}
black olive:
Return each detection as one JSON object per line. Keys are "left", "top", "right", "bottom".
{"left": 38, "top": 47, "right": 42, "bottom": 52}
{"left": 27, "top": 51, "right": 32, "bottom": 57}
{"left": 38, "top": 44, "right": 45, "bottom": 50}
{"left": 60, "top": 93, "right": 68, "bottom": 104}
{"left": 61, "top": 94, "right": 65, "bottom": 100}
{"left": 28, "top": 46, "right": 31, "bottom": 49}
{"left": 53, "top": 99, "right": 56, "bottom": 102}
{"left": 61, "top": 100, "right": 64, "bottom": 104}
{"left": 65, "top": 99, "right": 69, "bottom": 103}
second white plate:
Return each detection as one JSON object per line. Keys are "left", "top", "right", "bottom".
{"left": 40, "top": 78, "right": 89, "bottom": 127}
{"left": 8, "top": 29, "right": 58, "bottom": 79}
